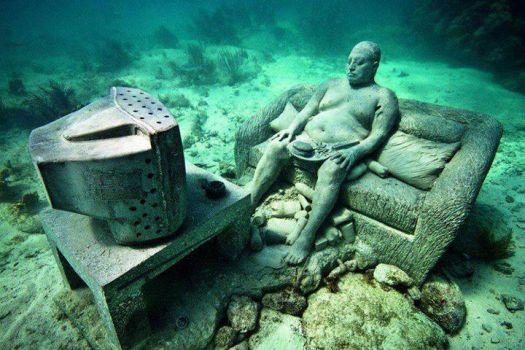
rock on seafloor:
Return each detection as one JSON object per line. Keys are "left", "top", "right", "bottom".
{"left": 501, "top": 294, "right": 524, "bottom": 312}
{"left": 419, "top": 274, "right": 466, "bottom": 334}
{"left": 373, "top": 263, "right": 413, "bottom": 288}
{"left": 261, "top": 289, "right": 307, "bottom": 316}
{"left": 227, "top": 295, "right": 260, "bottom": 334}
{"left": 214, "top": 325, "right": 237, "bottom": 350}
{"left": 249, "top": 309, "right": 306, "bottom": 350}
{"left": 302, "top": 273, "right": 447, "bottom": 350}
{"left": 229, "top": 340, "right": 249, "bottom": 350}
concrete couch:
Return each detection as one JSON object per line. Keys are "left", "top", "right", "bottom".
{"left": 234, "top": 85, "right": 502, "bottom": 285}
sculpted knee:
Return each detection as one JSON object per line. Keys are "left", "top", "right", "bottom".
{"left": 318, "top": 160, "right": 346, "bottom": 186}
{"left": 266, "top": 139, "right": 289, "bottom": 160}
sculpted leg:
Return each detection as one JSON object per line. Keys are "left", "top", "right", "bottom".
{"left": 250, "top": 139, "right": 290, "bottom": 207}
{"left": 285, "top": 160, "right": 347, "bottom": 265}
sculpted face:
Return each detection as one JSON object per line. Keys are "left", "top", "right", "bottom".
{"left": 346, "top": 43, "right": 379, "bottom": 86}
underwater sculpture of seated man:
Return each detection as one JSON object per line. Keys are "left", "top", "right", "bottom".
{"left": 250, "top": 41, "right": 399, "bottom": 265}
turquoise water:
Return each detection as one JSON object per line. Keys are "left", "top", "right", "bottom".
{"left": 1, "top": 1, "right": 524, "bottom": 349}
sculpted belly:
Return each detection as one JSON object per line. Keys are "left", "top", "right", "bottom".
{"left": 304, "top": 108, "right": 369, "bottom": 144}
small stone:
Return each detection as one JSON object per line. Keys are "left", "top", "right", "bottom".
{"left": 505, "top": 195, "right": 514, "bottom": 203}
{"left": 490, "top": 337, "right": 500, "bottom": 344}
{"left": 214, "top": 326, "right": 237, "bottom": 350}
{"left": 355, "top": 241, "right": 377, "bottom": 270}
{"left": 407, "top": 286, "right": 421, "bottom": 301}
{"left": 373, "top": 264, "right": 413, "bottom": 288}
{"left": 419, "top": 274, "right": 466, "bottom": 334}
{"left": 493, "top": 262, "right": 514, "bottom": 275}
{"left": 227, "top": 295, "right": 259, "bottom": 334}
{"left": 229, "top": 340, "right": 249, "bottom": 350}
{"left": 251, "top": 213, "right": 267, "bottom": 227}
{"left": 501, "top": 294, "right": 524, "bottom": 312}
{"left": 482, "top": 323, "right": 492, "bottom": 333}
{"left": 487, "top": 308, "right": 500, "bottom": 315}
{"left": 500, "top": 321, "right": 513, "bottom": 329}
{"left": 262, "top": 289, "right": 307, "bottom": 316}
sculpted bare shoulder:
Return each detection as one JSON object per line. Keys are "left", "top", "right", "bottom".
{"left": 376, "top": 86, "right": 399, "bottom": 120}
{"left": 378, "top": 86, "right": 398, "bottom": 103}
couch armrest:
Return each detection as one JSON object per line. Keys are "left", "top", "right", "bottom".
{"left": 409, "top": 112, "right": 502, "bottom": 283}
{"left": 234, "top": 85, "right": 315, "bottom": 177}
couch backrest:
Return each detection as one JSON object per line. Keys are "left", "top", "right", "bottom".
{"left": 397, "top": 99, "right": 466, "bottom": 143}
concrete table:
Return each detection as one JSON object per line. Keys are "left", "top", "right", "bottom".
{"left": 41, "top": 163, "right": 250, "bottom": 349}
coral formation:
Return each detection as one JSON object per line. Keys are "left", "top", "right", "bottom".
{"left": 408, "top": 0, "right": 525, "bottom": 93}
{"left": 190, "top": 6, "right": 240, "bottom": 44}
{"left": 96, "top": 40, "right": 134, "bottom": 72}
{"left": 25, "top": 80, "right": 80, "bottom": 125}
{"left": 6, "top": 191, "right": 44, "bottom": 234}
{"left": 7, "top": 78, "right": 26, "bottom": 96}
{"left": 190, "top": 2, "right": 275, "bottom": 45}
{"left": 173, "top": 43, "right": 218, "bottom": 86}
{"left": 159, "top": 93, "right": 192, "bottom": 110}
{"left": 218, "top": 49, "right": 251, "bottom": 85}
{"left": 152, "top": 25, "right": 179, "bottom": 48}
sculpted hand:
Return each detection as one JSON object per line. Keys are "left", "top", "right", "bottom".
{"left": 271, "top": 125, "right": 298, "bottom": 143}
{"left": 329, "top": 149, "right": 359, "bottom": 171}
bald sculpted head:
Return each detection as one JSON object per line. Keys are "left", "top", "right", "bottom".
{"left": 347, "top": 41, "right": 381, "bottom": 86}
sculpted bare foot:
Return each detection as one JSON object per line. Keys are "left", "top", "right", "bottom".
{"left": 286, "top": 227, "right": 301, "bottom": 245}
{"left": 284, "top": 237, "right": 311, "bottom": 265}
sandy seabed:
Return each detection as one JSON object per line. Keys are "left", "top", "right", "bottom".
{"left": 0, "top": 45, "right": 524, "bottom": 349}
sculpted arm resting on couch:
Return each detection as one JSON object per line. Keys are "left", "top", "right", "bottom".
{"left": 273, "top": 82, "right": 330, "bottom": 143}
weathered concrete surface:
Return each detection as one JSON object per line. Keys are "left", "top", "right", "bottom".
{"left": 235, "top": 84, "right": 503, "bottom": 286}
{"left": 302, "top": 273, "right": 447, "bottom": 350}
{"left": 249, "top": 309, "right": 306, "bottom": 350}
{"left": 29, "top": 87, "right": 187, "bottom": 245}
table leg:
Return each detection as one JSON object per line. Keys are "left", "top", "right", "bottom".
{"left": 92, "top": 282, "right": 151, "bottom": 349}
{"left": 49, "top": 243, "right": 86, "bottom": 290}
{"left": 216, "top": 207, "right": 251, "bottom": 261}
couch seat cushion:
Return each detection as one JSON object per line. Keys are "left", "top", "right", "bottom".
{"left": 340, "top": 172, "right": 425, "bottom": 233}
{"left": 249, "top": 142, "right": 425, "bottom": 233}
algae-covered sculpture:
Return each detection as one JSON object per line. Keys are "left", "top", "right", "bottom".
{"left": 236, "top": 41, "right": 502, "bottom": 285}
{"left": 29, "top": 87, "right": 187, "bottom": 244}
{"left": 249, "top": 41, "right": 399, "bottom": 265}
{"left": 29, "top": 87, "right": 251, "bottom": 349}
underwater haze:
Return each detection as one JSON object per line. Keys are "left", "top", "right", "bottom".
{"left": 1, "top": 0, "right": 524, "bottom": 349}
